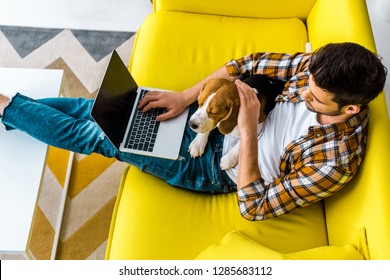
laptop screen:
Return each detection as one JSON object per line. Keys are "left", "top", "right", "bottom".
{"left": 91, "top": 51, "right": 138, "bottom": 149}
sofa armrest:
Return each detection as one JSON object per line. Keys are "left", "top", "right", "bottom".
{"left": 324, "top": 93, "right": 390, "bottom": 259}
{"left": 307, "top": 0, "right": 390, "bottom": 259}
{"left": 154, "top": 0, "right": 316, "bottom": 19}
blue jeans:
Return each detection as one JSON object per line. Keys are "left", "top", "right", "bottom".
{"left": 1, "top": 93, "right": 236, "bottom": 193}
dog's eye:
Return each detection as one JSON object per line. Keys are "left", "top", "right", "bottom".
{"left": 207, "top": 108, "right": 219, "bottom": 115}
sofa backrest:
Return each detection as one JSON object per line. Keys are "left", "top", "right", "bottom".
{"left": 154, "top": 0, "right": 316, "bottom": 20}
{"left": 307, "top": 0, "right": 376, "bottom": 50}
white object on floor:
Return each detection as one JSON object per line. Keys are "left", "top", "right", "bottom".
{"left": 0, "top": 68, "right": 70, "bottom": 259}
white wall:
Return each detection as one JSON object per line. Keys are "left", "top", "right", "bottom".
{"left": 366, "top": 0, "right": 390, "bottom": 118}
{"left": 0, "top": 0, "right": 153, "bottom": 32}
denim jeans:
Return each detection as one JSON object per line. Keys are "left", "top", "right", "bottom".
{"left": 1, "top": 93, "right": 236, "bottom": 193}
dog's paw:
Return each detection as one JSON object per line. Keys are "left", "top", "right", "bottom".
{"left": 220, "top": 152, "right": 239, "bottom": 170}
{"left": 188, "top": 140, "right": 205, "bottom": 158}
{"left": 188, "top": 134, "right": 208, "bottom": 158}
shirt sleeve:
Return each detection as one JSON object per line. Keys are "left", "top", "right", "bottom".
{"left": 236, "top": 164, "right": 354, "bottom": 221}
{"left": 225, "top": 52, "right": 311, "bottom": 81}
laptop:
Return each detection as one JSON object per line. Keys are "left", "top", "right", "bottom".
{"left": 91, "top": 50, "right": 189, "bottom": 160}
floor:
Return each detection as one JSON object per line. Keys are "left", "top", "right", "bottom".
{"left": 0, "top": 0, "right": 389, "bottom": 116}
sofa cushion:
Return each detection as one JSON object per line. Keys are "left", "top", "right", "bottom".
{"left": 106, "top": 167, "right": 328, "bottom": 260}
{"left": 195, "top": 230, "right": 364, "bottom": 260}
{"left": 130, "top": 11, "right": 309, "bottom": 92}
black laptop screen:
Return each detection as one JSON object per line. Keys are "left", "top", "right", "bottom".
{"left": 91, "top": 51, "right": 138, "bottom": 149}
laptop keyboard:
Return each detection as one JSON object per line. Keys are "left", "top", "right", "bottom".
{"left": 124, "top": 89, "right": 164, "bottom": 152}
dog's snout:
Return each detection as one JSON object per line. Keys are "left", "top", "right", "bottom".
{"left": 188, "top": 120, "right": 199, "bottom": 130}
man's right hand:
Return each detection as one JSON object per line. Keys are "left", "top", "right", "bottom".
{"left": 138, "top": 66, "right": 233, "bottom": 122}
{"left": 138, "top": 91, "right": 190, "bottom": 122}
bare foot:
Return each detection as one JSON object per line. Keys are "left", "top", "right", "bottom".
{"left": 0, "top": 93, "right": 10, "bottom": 115}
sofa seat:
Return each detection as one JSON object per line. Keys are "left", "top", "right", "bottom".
{"left": 130, "top": 11, "right": 309, "bottom": 91}
{"left": 106, "top": 167, "right": 328, "bottom": 260}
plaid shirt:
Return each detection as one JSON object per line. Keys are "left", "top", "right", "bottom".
{"left": 226, "top": 52, "right": 369, "bottom": 220}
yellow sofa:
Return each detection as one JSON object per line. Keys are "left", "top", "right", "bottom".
{"left": 106, "top": 0, "right": 390, "bottom": 260}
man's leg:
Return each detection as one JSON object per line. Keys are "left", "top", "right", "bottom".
{"left": 1, "top": 93, "right": 236, "bottom": 193}
{"left": 115, "top": 124, "right": 236, "bottom": 193}
{"left": 0, "top": 93, "right": 10, "bottom": 116}
{"left": 1, "top": 93, "right": 115, "bottom": 157}
{"left": 37, "top": 96, "right": 95, "bottom": 120}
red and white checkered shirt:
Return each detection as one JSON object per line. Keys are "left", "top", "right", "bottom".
{"left": 226, "top": 52, "right": 369, "bottom": 220}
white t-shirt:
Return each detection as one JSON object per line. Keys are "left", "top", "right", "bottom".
{"left": 223, "top": 101, "right": 320, "bottom": 184}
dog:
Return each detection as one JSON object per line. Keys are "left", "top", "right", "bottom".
{"left": 188, "top": 74, "right": 285, "bottom": 170}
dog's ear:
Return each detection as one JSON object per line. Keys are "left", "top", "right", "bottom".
{"left": 218, "top": 101, "right": 239, "bottom": 134}
{"left": 197, "top": 83, "right": 206, "bottom": 101}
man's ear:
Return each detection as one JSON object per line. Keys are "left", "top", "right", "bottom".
{"left": 343, "top": 104, "right": 361, "bottom": 115}
{"left": 218, "top": 102, "right": 239, "bottom": 134}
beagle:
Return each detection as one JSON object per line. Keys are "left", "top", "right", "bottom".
{"left": 188, "top": 74, "right": 285, "bottom": 170}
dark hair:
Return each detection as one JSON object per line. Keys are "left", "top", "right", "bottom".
{"left": 309, "top": 42, "right": 387, "bottom": 107}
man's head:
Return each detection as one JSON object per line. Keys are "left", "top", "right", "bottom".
{"left": 307, "top": 42, "right": 387, "bottom": 115}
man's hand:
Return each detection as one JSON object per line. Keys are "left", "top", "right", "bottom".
{"left": 235, "top": 80, "right": 261, "bottom": 139}
{"left": 235, "top": 79, "right": 262, "bottom": 189}
{"left": 138, "top": 91, "right": 190, "bottom": 121}
{"left": 137, "top": 66, "right": 232, "bottom": 122}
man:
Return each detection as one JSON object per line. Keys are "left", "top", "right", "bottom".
{"left": 0, "top": 42, "right": 387, "bottom": 220}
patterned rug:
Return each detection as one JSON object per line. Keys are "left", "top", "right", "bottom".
{"left": 0, "top": 26, "right": 135, "bottom": 259}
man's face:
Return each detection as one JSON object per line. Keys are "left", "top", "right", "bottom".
{"left": 301, "top": 75, "right": 343, "bottom": 116}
